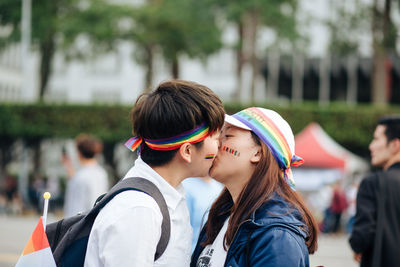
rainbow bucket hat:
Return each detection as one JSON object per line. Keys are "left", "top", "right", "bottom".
{"left": 224, "top": 107, "right": 303, "bottom": 189}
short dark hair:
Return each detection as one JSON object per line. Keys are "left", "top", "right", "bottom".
{"left": 378, "top": 115, "right": 400, "bottom": 142}
{"left": 75, "top": 134, "right": 103, "bottom": 159}
{"left": 130, "top": 80, "right": 225, "bottom": 166}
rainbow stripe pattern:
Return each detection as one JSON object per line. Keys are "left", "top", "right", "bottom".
{"left": 232, "top": 107, "right": 303, "bottom": 188}
{"left": 222, "top": 146, "right": 240, "bottom": 157}
{"left": 125, "top": 123, "right": 210, "bottom": 152}
{"left": 204, "top": 154, "right": 215, "bottom": 159}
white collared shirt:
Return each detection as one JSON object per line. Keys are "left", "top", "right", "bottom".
{"left": 84, "top": 158, "right": 192, "bottom": 267}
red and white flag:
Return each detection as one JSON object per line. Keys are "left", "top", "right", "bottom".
{"left": 15, "top": 216, "right": 56, "bottom": 267}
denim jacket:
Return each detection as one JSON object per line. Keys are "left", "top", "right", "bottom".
{"left": 191, "top": 194, "right": 310, "bottom": 267}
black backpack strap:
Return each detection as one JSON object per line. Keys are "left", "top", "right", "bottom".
{"left": 92, "top": 177, "right": 171, "bottom": 261}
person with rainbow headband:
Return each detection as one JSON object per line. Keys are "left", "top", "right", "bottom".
{"left": 191, "top": 107, "right": 318, "bottom": 267}
{"left": 84, "top": 80, "right": 225, "bottom": 267}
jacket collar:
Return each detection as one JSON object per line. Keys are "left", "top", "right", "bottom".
{"left": 388, "top": 162, "right": 400, "bottom": 171}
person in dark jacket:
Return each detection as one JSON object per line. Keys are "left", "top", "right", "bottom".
{"left": 191, "top": 107, "right": 318, "bottom": 267}
{"left": 349, "top": 116, "right": 400, "bottom": 267}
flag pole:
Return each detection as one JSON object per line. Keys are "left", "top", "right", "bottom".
{"left": 42, "top": 192, "right": 51, "bottom": 231}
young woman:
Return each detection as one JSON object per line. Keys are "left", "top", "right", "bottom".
{"left": 191, "top": 107, "right": 318, "bottom": 267}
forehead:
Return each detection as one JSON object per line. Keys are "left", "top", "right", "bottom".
{"left": 223, "top": 124, "right": 244, "bottom": 132}
{"left": 223, "top": 124, "right": 252, "bottom": 135}
{"left": 375, "top": 125, "right": 387, "bottom": 137}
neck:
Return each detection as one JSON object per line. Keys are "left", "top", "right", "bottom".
{"left": 224, "top": 174, "right": 251, "bottom": 204}
{"left": 79, "top": 157, "right": 97, "bottom": 166}
{"left": 384, "top": 157, "right": 400, "bottom": 170}
{"left": 152, "top": 161, "right": 188, "bottom": 188}
{"left": 201, "top": 176, "right": 212, "bottom": 183}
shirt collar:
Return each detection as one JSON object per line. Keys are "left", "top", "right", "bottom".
{"left": 124, "top": 157, "right": 186, "bottom": 211}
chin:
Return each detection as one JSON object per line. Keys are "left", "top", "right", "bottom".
{"left": 208, "top": 167, "right": 215, "bottom": 178}
{"left": 209, "top": 167, "right": 218, "bottom": 180}
{"left": 371, "top": 160, "right": 384, "bottom": 168}
{"left": 209, "top": 170, "right": 224, "bottom": 183}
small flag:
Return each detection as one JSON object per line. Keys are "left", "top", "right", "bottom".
{"left": 15, "top": 216, "right": 56, "bottom": 267}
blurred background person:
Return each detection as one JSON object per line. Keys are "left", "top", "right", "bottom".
{"left": 62, "top": 134, "right": 109, "bottom": 217}
{"left": 329, "top": 181, "right": 348, "bottom": 234}
{"left": 345, "top": 181, "right": 358, "bottom": 234}
{"left": 182, "top": 176, "right": 223, "bottom": 251}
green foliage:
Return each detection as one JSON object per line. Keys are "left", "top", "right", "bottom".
{"left": 0, "top": 0, "right": 68, "bottom": 47}
{"left": 0, "top": 0, "right": 132, "bottom": 98}
{"left": 326, "top": 3, "right": 371, "bottom": 56}
{"left": 58, "top": 1, "right": 130, "bottom": 59}
{"left": 128, "top": 0, "right": 222, "bottom": 65}
{"left": 0, "top": 104, "right": 132, "bottom": 143}
{"left": 327, "top": 1, "right": 399, "bottom": 56}
{"left": 1, "top": 103, "right": 400, "bottom": 158}
{"left": 213, "top": 0, "right": 302, "bottom": 51}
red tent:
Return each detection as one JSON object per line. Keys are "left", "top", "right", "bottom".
{"left": 295, "top": 123, "right": 367, "bottom": 172}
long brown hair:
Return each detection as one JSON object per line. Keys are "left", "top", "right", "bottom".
{"left": 204, "top": 133, "right": 318, "bottom": 253}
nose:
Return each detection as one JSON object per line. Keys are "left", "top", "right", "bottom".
{"left": 369, "top": 141, "right": 374, "bottom": 151}
{"left": 218, "top": 135, "right": 224, "bottom": 149}
{"left": 217, "top": 139, "right": 221, "bottom": 149}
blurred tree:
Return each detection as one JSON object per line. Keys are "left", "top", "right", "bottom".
{"left": 0, "top": 0, "right": 69, "bottom": 101}
{"left": 0, "top": 0, "right": 125, "bottom": 101}
{"left": 58, "top": 2, "right": 128, "bottom": 60}
{"left": 326, "top": 4, "right": 370, "bottom": 57}
{"left": 371, "top": 0, "right": 397, "bottom": 105}
{"left": 327, "top": 0, "right": 398, "bottom": 105}
{"left": 155, "top": 0, "right": 222, "bottom": 79}
{"left": 127, "top": 0, "right": 221, "bottom": 89}
{"left": 62, "top": 0, "right": 222, "bottom": 91}
{"left": 211, "top": 0, "right": 302, "bottom": 102}
{"left": 0, "top": 0, "right": 128, "bottom": 182}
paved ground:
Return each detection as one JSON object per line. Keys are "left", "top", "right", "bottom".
{"left": 310, "top": 234, "right": 358, "bottom": 267}
{"left": 0, "top": 214, "right": 358, "bottom": 267}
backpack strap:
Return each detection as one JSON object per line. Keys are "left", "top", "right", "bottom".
{"left": 91, "top": 177, "right": 171, "bottom": 261}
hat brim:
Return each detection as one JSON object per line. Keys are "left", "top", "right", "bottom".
{"left": 224, "top": 114, "right": 251, "bottom": 130}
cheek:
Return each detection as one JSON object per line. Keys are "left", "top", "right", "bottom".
{"left": 220, "top": 145, "right": 241, "bottom": 157}
{"left": 376, "top": 143, "right": 387, "bottom": 154}
{"left": 202, "top": 139, "right": 219, "bottom": 159}
{"left": 370, "top": 141, "right": 381, "bottom": 152}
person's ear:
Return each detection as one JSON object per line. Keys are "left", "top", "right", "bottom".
{"left": 250, "top": 147, "right": 261, "bottom": 163}
{"left": 178, "top": 143, "right": 192, "bottom": 164}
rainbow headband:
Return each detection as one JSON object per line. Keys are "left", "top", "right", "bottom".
{"left": 232, "top": 108, "right": 303, "bottom": 188}
{"left": 125, "top": 123, "right": 210, "bottom": 152}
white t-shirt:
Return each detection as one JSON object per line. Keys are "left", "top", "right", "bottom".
{"left": 84, "top": 157, "right": 192, "bottom": 267}
{"left": 64, "top": 163, "right": 108, "bottom": 217}
{"left": 197, "top": 217, "right": 230, "bottom": 267}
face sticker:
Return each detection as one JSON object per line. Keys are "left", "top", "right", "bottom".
{"left": 204, "top": 154, "right": 215, "bottom": 159}
{"left": 222, "top": 146, "right": 240, "bottom": 157}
